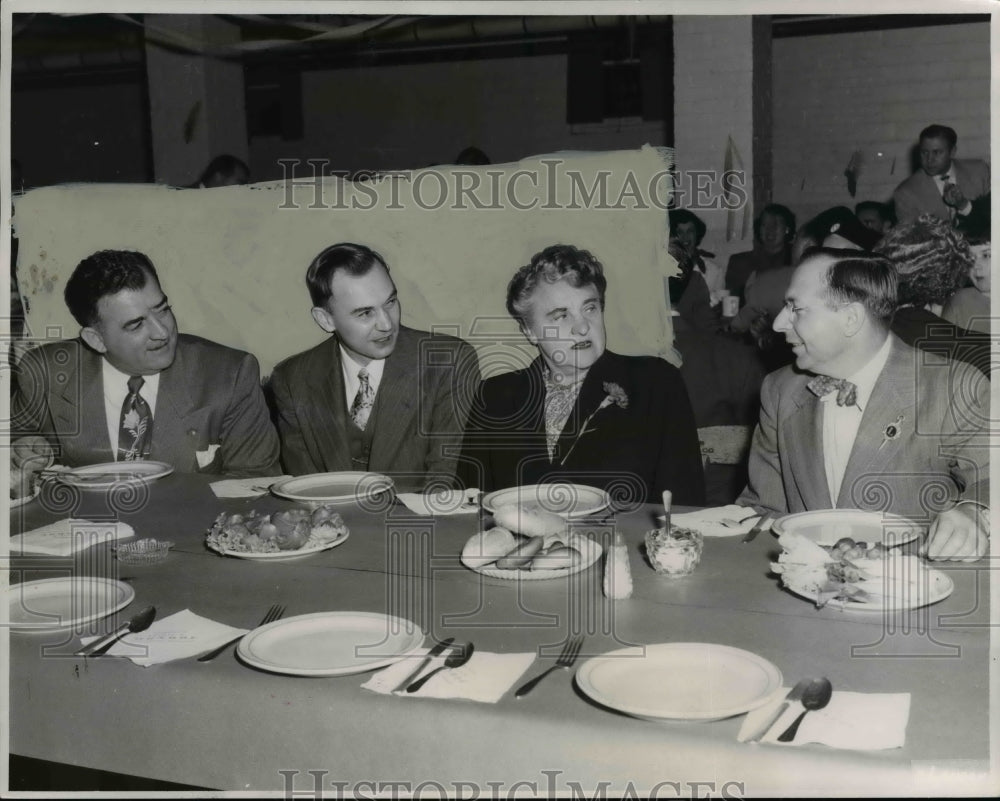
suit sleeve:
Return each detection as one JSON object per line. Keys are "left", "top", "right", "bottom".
{"left": 11, "top": 347, "right": 51, "bottom": 439}
{"left": 737, "top": 372, "right": 789, "bottom": 513}
{"left": 457, "top": 380, "right": 493, "bottom": 491}
{"left": 942, "top": 361, "right": 990, "bottom": 507}
{"left": 423, "top": 339, "right": 482, "bottom": 488}
{"left": 269, "top": 364, "right": 322, "bottom": 476}
{"left": 892, "top": 186, "right": 920, "bottom": 225}
{"left": 655, "top": 362, "right": 706, "bottom": 506}
{"left": 218, "top": 353, "right": 281, "bottom": 477}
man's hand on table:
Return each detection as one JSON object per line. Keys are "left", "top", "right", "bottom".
{"left": 920, "top": 504, "right": 989, "bottom": 562}
{"left": 10, "top": 436, "right": 55, "bottom": 499}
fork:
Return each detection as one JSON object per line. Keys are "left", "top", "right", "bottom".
{"left": 197, "top": 604, "right": 285, "bottom": 662}
{"left": 720, "top": 511, "right": 762, "bottom": 528}
{"left": 515, "top": 634, "right": 584, "bottom": 698}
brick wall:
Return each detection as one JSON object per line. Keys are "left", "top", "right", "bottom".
{"left": 772, "top": 21, "right": 990, "bottom": 226}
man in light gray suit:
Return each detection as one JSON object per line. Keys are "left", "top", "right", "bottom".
{"left": 892, "top": 124, "right": 990, "bottom": 225}
{"left": 270, "top": 243, "right": 481, "bottom": 490}
{"left": 739, "top": 249, "right": 990, "bottom": 561}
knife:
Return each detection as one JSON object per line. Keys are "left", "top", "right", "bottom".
{"left": 744, "top": 678, "right": 811, "bottom": 743}
{"left": 741, "top": 514, "right": 772, "bottom": 544}
{"left": 392, "top": 637, "right": 454, "bottom": 692}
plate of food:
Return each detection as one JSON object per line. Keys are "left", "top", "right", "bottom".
{"left": 576, "top": 643, "right": 783, "bottom": 722}
{"left": 236, "top": 611, "right": 424, "bottom": 676}
{"left": 56, "top": 461, "right": 174, "bottom": 489}
{"left": 206, "top": 506, "right": 349, "bottom": 560}
{"left": 460, "top": 505, "right": 602, "bottom": 579}
{"left": 772, "top": 531, "right": 954, "bottom": 612}
{"left": 771, "top": 509, "right": 923, "bottom": 548}
{"left": 3, "top": 577, "right": 135, "bottom": 632}
{"left": 482, "top": 483, "right": 610, "bottom": 519}
{"left": 270, "top": 472, "right": 394, "bottom": 506}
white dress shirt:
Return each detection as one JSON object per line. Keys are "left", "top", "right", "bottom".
{"left": 821, "top": 336, "right": 893, "bottom": 505}
{"left": 340, "top": 346, "right": 386, "bottom": 412}
{"left": 102, "top": 359, "right": 160, "bottom": 459}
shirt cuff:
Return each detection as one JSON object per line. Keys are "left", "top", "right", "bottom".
{"left": 953, "top": 499, "right": 990, "bottom": 530}
{"left": 956, "top": 201, "right": 973, "bottom": 216}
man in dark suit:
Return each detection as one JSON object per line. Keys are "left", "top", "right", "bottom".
{"left": 460, "top": 244, "right": 704, "bottom": 507}
{"left": 738, "top": 249, "right": 990, "bottom": 561}
{"left": 892, "top": 124, "right": 990, "bottom": 225}
{"left": 10, "top": 250, "right": 279, "bottom": 495}
{"left": 270, "top": 243, "right": 480, "bottom": 490}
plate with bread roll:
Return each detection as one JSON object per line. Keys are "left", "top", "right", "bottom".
{"left": 481, "top": 483, "right": 611, "bottom": 519}
{"left": 460, "top": 503, "right": 603, "bottom": 580}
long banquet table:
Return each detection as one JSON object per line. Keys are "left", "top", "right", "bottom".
{"left": 6, "top": 473, "right": 995, "bottom": 796}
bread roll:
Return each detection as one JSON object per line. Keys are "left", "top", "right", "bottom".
{"left": 461, "top": 527, "right": 518, "bottom": 569}
{"left": 493, "top": 504, "right": 568, "bottom": 539}
{"left": 529, "top": 545, "right": 581, "bottom": 571}
{"left": 494, "top": 535, "right": 545, "bottom": 569}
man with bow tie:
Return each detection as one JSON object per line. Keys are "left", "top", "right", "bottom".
{"left": 892, "top": 124, "right": 990, "bottom": 226}
{"left": 270, "top": 243, "right": 481, "bottom": 490}
{"left": 10, "top": 250, "right": 280, "bottom": 496}
{"left": 738, "top": 249, "right": 990, "bottom": 561}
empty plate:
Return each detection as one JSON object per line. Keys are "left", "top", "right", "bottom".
{"left": 236, "top": 611, "right": 424, "bottom": 676}
{"left": 3, "top": 577, "right": 135, "bottom": 631}
{"left": 270, "top": 472, "right": 394, "bottom": 506}
{"left": 576, "top": 643, "right": 783, "bottom": 721}
{"left": 482, "top": 483, "right": 611, "bottom": 518}
{"left": 771, "top": 510, "right": 923, "bottom": 548}
{"left": 56, "top": 461, "right": 174, "bottom": 489}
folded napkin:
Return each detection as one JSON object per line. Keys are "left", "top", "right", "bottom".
{"left": 396, "top": 489, "right": 481, "bottom": 516}
{"left": 209, "top": 475, "right": 292, "bottom": 498}
{"left": 362, "top": 647, "right": 535, "bottom": 703}
{"left": 10, "top": 519, "right": 135, "bottom": 557}
{"left": 737, "top": 688, "right": 911, "bottom": 749}
{"left": 80, "top": 609, "right": 249, "bottom": 667}
{"left": 669, "top": 505, "right": 772, "bottom": 538}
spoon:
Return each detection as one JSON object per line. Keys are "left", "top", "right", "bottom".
{"left": 76, "top": 606, "right": 157, "bottom": 657}
{"left": 406, "top": 642, "right": 475, "bottom": 693}
{"left": 776, "top": 677, "right": 833, "bottom": 742}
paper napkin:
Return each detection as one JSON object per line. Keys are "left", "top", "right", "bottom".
{"left": 396, "top": 489, "right": 481, "bottom": 516}
{"left": 669, "top": 505, "right": 772, "bottom": 538}
{"left": 737, "top": 688, "right": 911, "bottom": 750}
{"left": 10, "top": 519, "right": 135, "bottom": 557}
{"left": 209, "top": 476, "right": 292, "bottom": 498}
{"left": 362, "top": 648, "right": 535, "bottom": 703}
{"left": 80, "top": 609, "right": 249, "bottom": 667}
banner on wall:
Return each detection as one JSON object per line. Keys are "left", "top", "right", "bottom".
{"left": 14, "top": 146, "right": 679, "bottom": 378}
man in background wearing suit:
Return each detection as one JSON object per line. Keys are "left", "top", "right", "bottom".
{"left": 892, "top": 124, "right": 990, "bottom": 225}
{"left": 739, "top": 249, "right": 989, "bottom": 561}
{"left": 11, "top": 250, "right": 280, "bottom": 496}
{"left": 270, "top": 243, "right": 481, "bottom": 490}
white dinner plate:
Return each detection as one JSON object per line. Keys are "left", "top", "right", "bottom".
{"left": 3, "top": 577, "right": 135, "bottom": 631}
{"left": 771, "top": 509, "right": 922, "bottom": 548}
{"left": 781, "top": 557, "right": 954, "bottom": 613}
{"left": 56, "top": 461, "right": 174, "bottom": 490}
{"left": 207, "top": 530, "right": 350, "bottom": 561}
{"left": 463, "top": 533, "right": 603, "bottom": 580}
{"left": 576, "top": 643, "right": 783, "bottom": 722}
{"left": 9, "top": 487, "right": 40, "bottom": 508}
{"left": 236, "top": 611, "right": 425, "bottom": 676}
{"left": 270, "top": 472, "right": 394, "bottom": 506}
{"left": 482, "top": 483, "right": 611, "bottom": 518}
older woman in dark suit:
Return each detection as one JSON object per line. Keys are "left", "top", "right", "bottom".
{"left": 459, "top": 245, "right": 705, "bottom": 507}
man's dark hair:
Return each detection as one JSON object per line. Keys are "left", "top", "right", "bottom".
{"left": 506, "top": 245, "right": 607, "bottom": 324}
{"left": 64, "top": 250, "right": 159, "bottom": 327}
{"left": 668, "top": 208, "right": 707, "bottom": 245}
{"left": 854, "top": 200, "right": 894, "bottom": 226}
{"left": 306, "top": 242, "right": 390, "bottom": 307}
{"left": 919, "top": 124, "right": 958, "bottom": 149}
{"left": 812, "top": 247, "right": 898, "bottom": 328}
{"left": 753, "top": 203, "right": 796, "bottom": 243}
{"left": 198, "top": 154, "right": 250, "bottom": 187}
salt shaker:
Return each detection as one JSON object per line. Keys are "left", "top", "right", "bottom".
{"left": 603, "top": 530, "right": 633, "bottom": 600}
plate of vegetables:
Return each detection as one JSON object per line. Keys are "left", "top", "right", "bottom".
{"left": 206, "top": 505, "right": 349, "bottom": 561}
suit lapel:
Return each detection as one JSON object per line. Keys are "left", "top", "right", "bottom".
{"left": 368, "top": 328, "right": 417, "bottom": 468}
{"left": 837, "top": 341, "right": 915, "bottom": 508}
{"left": 152, "top": 341, "right": 201, "bottom": 469}
{"left": 554, "top": 352, "right": 618, "bottom": 466}
{"left": 306, "top": 337, "right": 351, "bottom": 472}
{"left": 54, "top": 345, "right": 113, "bottom": 460}
{"left": 784, "top": 382, "right": 833, "bottom": 509}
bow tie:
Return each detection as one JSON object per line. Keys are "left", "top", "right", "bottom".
{"left": 807, "top": 375, "right": 858, "bottom": 407}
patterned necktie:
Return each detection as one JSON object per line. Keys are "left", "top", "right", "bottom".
{"left": 118, "top": 375, "right": 153, "bottom": 460}
{"left": 350, "top": 368, "right": 376, "bottom": 430}
{"left": 807, "top": 375, "right": 858, "bottom": 408}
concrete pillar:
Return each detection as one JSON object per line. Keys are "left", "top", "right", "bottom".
{"left": 144, "top": 15, "right": 248, "bottom": 186}
{"left": 672, "top": 16, "right": 762, "bottom": 267}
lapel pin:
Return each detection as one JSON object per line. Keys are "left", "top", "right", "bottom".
{"left": 878, "top": 415, "right": 905, "bottom": 451}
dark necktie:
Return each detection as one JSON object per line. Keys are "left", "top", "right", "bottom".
{"left": 350, "top": 368, "right": 375, "bottom": 430}
{"left": 807, "top": 375, "right": 858, "bottom": 408}
{"left": 118, "top": 375, "right": 153, "bottom": 460}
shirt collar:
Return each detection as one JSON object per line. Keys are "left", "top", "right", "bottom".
{"left": 102, "top": 357, "right": 161, "bottom": 396}
{"left": 339, "top": 344, "right": 385, "bottom": 383}
{"left": 843, "top": 335, "right": 893, "bottom": 412}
